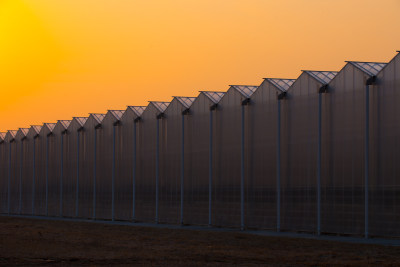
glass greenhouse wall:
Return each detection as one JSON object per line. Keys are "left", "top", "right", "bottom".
{"left": 0, "top": 133, "right": 7, "bottom": 214}
{"left": 3, "top": 52, "right": 400, "bottom": 239}
{"left": 245, "top": 79, "right": 294, "bottom": 230}
{"left": 74, "top": 117, "right": 91, "bottom": 219}
{"left": 62, "top": 119, "right": 80, "bottom": 217}
{"left": 213, "top": 85, "right": 258, "bottom": 228}
{"left": 159, "top": 97, "right": 196, "bottom": 224}
{"left": 82, "top": 115, "right": 103, "bottom": 220}
{"left": 6, "top": 131, "right": 18, "bottom": 214}
{"left": 51, "top": 121, "right": 70, "bottom": 217}
{"left": 95, "top": 111, "right": 124, "bottom": 220}
{"left": 370, "top": 54, "right": 400, "bottom": 237}
{"left": 183, "top": 92, "right": 225, "bottom": 226}
{"left": 114, "top": 106, "right": 144, "bottom": 221}
{"left": 320, "top": 62, "right": 386, "bottom": 236}
{"left": 25, "top": 126, "right": 41, "bottom": 215}
{"left": 135, "top": 102, "right": 169, "bottom": 223}
{"left": 280, "top": 71, "right": 337, "bottom": 233}
{"left": 16, "top": 128, "right": 30, "bottom": 215}
{"left": 33, "top": 125, "right": 54, "bottom": 216}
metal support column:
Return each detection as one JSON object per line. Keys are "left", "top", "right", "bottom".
{"left": 46, "top": 134, "right": 49, "bottom": 216}
{"left": 180, "top": 113, "right": 185, "bottom": 225}
{"left": 8, "top": 141, "right": 11, "bottom": 214}
{"left": 93, "top": 128, "right": 98, "bottom": 220}
{"left": 32, "top": 137, "right": 36, "bottom": 215}
{"left": 209, "top": 107, "right": 214, "bottom": 226}
{"left": 112, "top": 125, "right": 116, "bottom": 221}
{"left": 276, "top": 99, "right": 282, "bottom": 232}
{"left": 60, "top": 132, "right": 64, "bottom": 217}
{"left": 317, "top": 93, "right": 322, "bottom": 235}
{"left": 76, "top": 131, "right": 80, "bottom": 218}
{"left": 240, "top": 103, "right": 246, "bottom": 231}
{"left": 365, "top": 84, "right": 370, "bottom": 239}
{"left": 156, "top": 117, "right": 160, "bottom": 223}
{"left": 133, "top": 119, "right": 138, "bottom": 221}
{"left": 19, "top": 139, "right": 23, "bottom": 214}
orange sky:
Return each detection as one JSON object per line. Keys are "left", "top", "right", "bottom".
{"left": 1, "top": 0, "right": 399, "bottom": 132}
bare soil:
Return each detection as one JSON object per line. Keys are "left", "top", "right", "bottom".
{"left": 1, "top": 217, "right": 400, "bottom": 266}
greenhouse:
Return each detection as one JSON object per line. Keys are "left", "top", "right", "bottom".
{"left": 184, "top": 91, "right": 225, "bottom": 226}
{"left": 1, "top": 52, "right": 400, "bottom": 239}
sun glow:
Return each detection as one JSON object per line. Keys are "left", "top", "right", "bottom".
{"left": 0, "top": 0, "right": 400, "bottom": 131}
{"left": 0, "top": 0, "right": 65, "bottom": 112}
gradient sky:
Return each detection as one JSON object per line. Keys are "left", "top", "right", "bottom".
{"left": 1, "top": 0, "right": 399, "bottom": 132}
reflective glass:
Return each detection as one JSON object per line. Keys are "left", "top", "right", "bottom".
{"left": 266, "top": 79, "right": 295, "bottom": 92}
{"left": 175, "top": 97, "right": 196, "bottom": 109}
{"left": 348, "top": 62, "right": 387, "bottom": 76}
{"left": 151, "top": 102, "right": 170, "bottom": 113}
{"left": 231, "top": 85, "right": 258, "bottom": 98}
{"left": 305, "top": 71, "right": 338, "bottom": 84}
{"left": 201, "top": 91, "right": 225, "bottom": 103}
{"left": 128, "top": 106, "right": 146, "bottom": 117}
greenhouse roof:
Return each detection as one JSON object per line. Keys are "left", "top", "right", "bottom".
{"left": 19, "top": 128, "right": 29, "bottom": 136}
{"left": 75, "top": 117, "right": 89, "bottom": 126}
{"left": 109, "top": 110, "right": 125, "bottom": 120}
{"left": 231, "top": 85, "right": 258, "bottom": 98}
{"left": 347, "top": 61, "right": 387, "bottom": 77}
{"left": 304, "top": 71, "right": 338, "bottom": 85}
{"left": 0, "top": 132, "right": 5, "bottom": 140}
{"left": 59, "top": 120, "right": 72, "bottom": 129}
{"left": 265, "top": 78, "right": 296, "bottom": 92}
{"left": 175, "top": 97, "right": 196, "bottom": 109}
{"left": 150, "top": 101, "right": 170, "bottom": 113}
{"left": 128, "top": 106, "right": 146, "bottom": 117}
{"left": 201, "top": 91, "right": 226, "bottom": 104}
{"left": 7, "top": 130, "right": 18, "bottom": 138}
{"left": 31, "top": 125, "right": 42, "bottom": 134}
{"left": 44, "top": 123, "right": 56, "bottom": 132}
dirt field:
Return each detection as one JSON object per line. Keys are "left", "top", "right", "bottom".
{"left": 1, "top": 217, "right": 400, "bottom": 266}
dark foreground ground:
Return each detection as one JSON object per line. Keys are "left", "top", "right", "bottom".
{"left": 1, "top": 217, "right": 400, "bottom": 266}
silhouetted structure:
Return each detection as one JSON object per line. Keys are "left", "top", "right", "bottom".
{"left": 1, "top": 52, "right": 400, "bottom": 239}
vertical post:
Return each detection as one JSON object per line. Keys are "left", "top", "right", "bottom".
{"left": 277, "top": 100, "right": 281, "bottom": 232}
{"left": 317, "top": 93, "right": 322, "bottom": 235}
{"left": 8, "top": 141, "right": 11, "bottom": 214}
{"left": 60, "top": 133, "right": 64, "bottom": 217}
{"left": 93, "top": 128, "right": 97, "bottom": 220}
{"left": 46, "top": 134, "right": 49, "bottom": 216}
{"left": 180, "top": 113, "right": 185, "bottom": 225}
{"left": 76, "top": 130, "right": 80, "bottom": 218}
{"left": 155, "top": 117, "right": 160, "bottom": 224}
{"left": 240, "top": 104, "right": 245, "bottom": 231}
{"left": 32, "top": 137, "right": 36, "bottom": 215}
{"left": 133, "top": 121, "right": 137, "bottom": 221}
{"left": 209, "top": 108, "right": 213, "bottom": 226}
{"left": 112, "top": 125, "right": 116, "bottom": 221}
{"left": 365, "top": 84, "right": 369, "bottom": 239}
{"left": 19, "top": 139, "right": 23, "bottom": 214}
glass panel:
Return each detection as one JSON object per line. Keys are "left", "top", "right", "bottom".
{"left": 305, "top": 71, "right": 338, "bottom": 85}
{"left": 175, "top": 97, "right": 196, "bottom": 109}
{"left": 201, "top": 91, "right": 225, "bottom": 103}
{"left": 370, "top": 55, "right": 400, "bottom": 237}
{"left": 321, "top": 65, "right": 366, "bottom": 235}
{"left": 231, "top": 85, "right": 258, "bottom": 98}
{"left": 151, "top": 102, "right": 170, "bottom": 113}
{"left": 266, "top": 79, "right": 295, "bottom": 92}
{"left": 129, "top": 106, "right": 146, "bottom": 117}
{"left": 349, "top": 62, "right": 387, "bottom": 77}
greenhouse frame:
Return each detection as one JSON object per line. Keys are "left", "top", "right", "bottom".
{"left": 1, "top": 52, "right": 400, "bottom": 239}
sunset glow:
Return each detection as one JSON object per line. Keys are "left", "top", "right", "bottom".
{"left": 1, "top": 0, "right": 399, "bottom": 131}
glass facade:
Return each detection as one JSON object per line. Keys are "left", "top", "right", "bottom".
{"left": 2, "top": 53, "right": 400, "bottom": 239}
